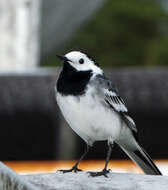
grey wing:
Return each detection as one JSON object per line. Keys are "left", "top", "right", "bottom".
{"left": 95, "top": 74, "right": 137, "bottom": 133}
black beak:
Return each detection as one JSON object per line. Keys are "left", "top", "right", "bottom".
{"left": 56, "top": 55, "right": 70, "bottom": 62}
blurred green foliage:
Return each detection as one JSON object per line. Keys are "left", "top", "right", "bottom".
{"left": 43, "top": 0, "right": 168, "bottom": 67}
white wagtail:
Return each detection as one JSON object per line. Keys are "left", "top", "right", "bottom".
{"left": 56, "top": 51, "right": 162, "bottom": 177}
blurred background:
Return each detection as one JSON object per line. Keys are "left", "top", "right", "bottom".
{"left": 1, "top": 0, "right": 168, "bottom": 174}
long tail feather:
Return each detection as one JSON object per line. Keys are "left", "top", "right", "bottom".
{"left": 120, "top": 144, "right": 162, "bottom": 175}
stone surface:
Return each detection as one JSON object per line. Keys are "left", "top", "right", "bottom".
{"left": 0, "top": 162, "right": 39, "bottom": 190}
{"left": 24, "top": 171, "right": 168, "bottom": 190}
{"left": 1, "top": 160, "right": 168, "bottom": 190}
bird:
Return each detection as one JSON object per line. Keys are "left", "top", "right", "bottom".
{"left": 55, "top": 51, "right": 162, "bottom": 177}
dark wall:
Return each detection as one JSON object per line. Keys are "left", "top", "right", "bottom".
{"left": 0, "top": 73, "right": 59, "bottom": 160}
{"left": 0, "top": 68, "right": 168, "bottom": 160}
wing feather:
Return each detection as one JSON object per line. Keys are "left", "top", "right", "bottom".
{"left": 104, "top": 88, "right": 128, "bottom": 113}
{"left": 95, "top": 74, "right": 137, "bottom": 133}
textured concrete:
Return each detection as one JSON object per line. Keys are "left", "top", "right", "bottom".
{"left": 24, "top": 172, "right": 168, "bottom": 190}
{"left": 0, "top": 162, "right": 39, "bottom": 190}
{"left": 1, "top": 161, "right": 168, "bottom": 190}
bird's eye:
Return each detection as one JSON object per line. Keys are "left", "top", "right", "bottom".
{"left": 79, "top": 58, "right": 84, "bottom": 64}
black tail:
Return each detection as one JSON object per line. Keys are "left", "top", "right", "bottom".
{"left": 120, "top": 144, "right": 162, "bottom": 175}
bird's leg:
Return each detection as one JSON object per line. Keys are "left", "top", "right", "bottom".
{"left": 89, "top": 143, "right": 113, "bottom": 177}
{"left": 58, "top": 144, "right": 91, "bottom": 173}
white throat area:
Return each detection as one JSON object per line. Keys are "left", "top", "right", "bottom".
{"left": 65, "top": 51, "right": 103, "bottom": 75}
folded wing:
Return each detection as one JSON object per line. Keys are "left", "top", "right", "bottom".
{"left": 96, "top": 74, "right": 137, "bottom": 133}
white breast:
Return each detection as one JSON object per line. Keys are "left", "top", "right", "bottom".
{"left": 56, "top": 88, "right": 122, "bottom": 145}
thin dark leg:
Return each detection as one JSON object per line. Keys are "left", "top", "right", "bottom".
{"left": 89, "top": 143, "right": 113, "bottom": 177}
{"left": 104, "top": 143, "right": 113, "bottom": 171}
{"left": 58, "top": 144, "right": 91, "bottom": 173}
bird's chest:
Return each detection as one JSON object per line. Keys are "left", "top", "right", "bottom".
{"left": 56, "top": 92, "right": 109, "bottom": 142}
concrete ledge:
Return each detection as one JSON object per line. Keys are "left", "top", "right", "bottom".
{"left": 0, "top": 162, "right": 39, "bottom": 190}
{"left": 1, "top": 161, "right": 168, "bottom": 190}
{"left": 24, "top": 172, "right": 168, "bottom": 190}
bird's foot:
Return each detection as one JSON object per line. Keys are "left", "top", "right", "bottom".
{"left": 58, "top": 166, "right": 83, "bottom": 173}
{"left": 89, "top": 169, "right": 111, "bottom": 177}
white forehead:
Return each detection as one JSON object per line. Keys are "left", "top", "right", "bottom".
{"left": 65, "top": 51, "right": 88, "bottom": 61}
{"left": 64, "top": 51, "right": 103, "bottom": 74}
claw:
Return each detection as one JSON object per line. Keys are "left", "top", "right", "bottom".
{"left": 88, "top": 169, "right": 111, "bottom": 177}
{"left": 73, "top": 167, "right": 83, "bottom": 173}
{"left": 58, "top": 169, "right": 73, "bottom": 173}
{"left": 58, "top": 166, "right": 83, "bottom": 173}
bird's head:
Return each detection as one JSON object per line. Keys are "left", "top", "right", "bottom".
{"left": 57, "top": 51, "right": 103, "bottom": 75}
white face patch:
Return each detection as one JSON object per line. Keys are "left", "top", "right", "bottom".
{"left": 65, "top": 51, "right": 103, "bottom": 75}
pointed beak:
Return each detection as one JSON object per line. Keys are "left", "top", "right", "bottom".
{"left": 56, "top": 55, "right": 70, "bottom": 62}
